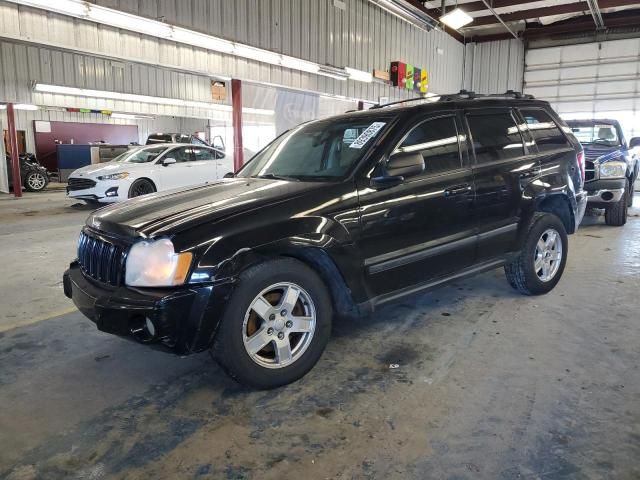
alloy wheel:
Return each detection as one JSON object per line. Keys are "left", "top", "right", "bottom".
{"left": 242, "top": 282, "right": 316, "bottom": 369}
{"left": 27, "top": 173, "right": 46, "bottom": 190}
{"left": 534, "top": 228, "right": 563, "bottom": 282}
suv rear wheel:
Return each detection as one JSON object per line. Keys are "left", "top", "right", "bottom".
{"left": 212, "top": 257, "right": 332, "bottom": 389}
{"left": 505, "top": 213, "right": 568, "bottom": 295}
{"left": 604, "top": 187, "right": 628, "bottom": 226}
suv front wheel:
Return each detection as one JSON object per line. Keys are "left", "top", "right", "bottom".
{"left": 212, "top": 257, "right": 332, "bottom": 389}
{"left": 505, "top": 213, "right": 568, "bottom": 295}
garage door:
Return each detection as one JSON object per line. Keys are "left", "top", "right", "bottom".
{"left": 524, "top": 38, "right": 640, "bottom": 140}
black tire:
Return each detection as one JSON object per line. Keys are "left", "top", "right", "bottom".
{"left": 23, "top": 171, "right": 48, "bottom": 192}
{"left": 212, "top": 257, "right": 333, "bottom": 389}
{"left": 504, "top": 212, "right": 568, "bottom": 296}
{"left": 604, "top": 188, "right": 628, "bottom": 226}
{"left": 627, "top": 178, "right": 634, "bottom": 207}
{"left": 128, "top": 178, "right": 156, "bottom": 198}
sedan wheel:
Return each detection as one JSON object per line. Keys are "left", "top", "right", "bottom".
{"left": 242, "top": 282, "right": 317, "bottom": 369}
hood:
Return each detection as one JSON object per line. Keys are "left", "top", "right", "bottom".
{"left": 582, "top": 144, "right": 625, "bottom": 162}
{"left": 71, "top": 161, "right": 150, "bottom": 177}
{"left": 87, "top": 178, "right": 327, "bottom": 238}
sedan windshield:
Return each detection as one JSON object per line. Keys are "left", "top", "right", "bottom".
{"left": 114, "top": 146, "right": 167, "bottom": 163}
{"left": 569, "top": 123, "right": 620, "bottom": 147}
{"left": 237, "top": 116, "right": 393, "bottom": 181}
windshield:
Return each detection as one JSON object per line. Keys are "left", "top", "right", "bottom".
{"left": 569, "top": 123, "right": 620, "bottom": 147}
{"left": 114, "top": 146, "right": 167, "bottom": 163}
{"left": 236, "top": 116, "right": 393, "bottom": 181}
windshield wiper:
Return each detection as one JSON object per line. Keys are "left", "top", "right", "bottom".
{"left": 254, "top": 173, "right": 300, "bottom": 181}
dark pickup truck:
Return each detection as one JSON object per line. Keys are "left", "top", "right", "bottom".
{"left": 566, "top": 119, "right": 639, "bottom": 226}
{"left": 64, "top": 91, "right": 587, "bottom": 389}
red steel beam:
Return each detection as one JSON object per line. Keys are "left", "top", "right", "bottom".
{"left": 231, "top": 78, "right": 244, "bottom": 173}
{"left": 6, "top": 103, "right": 22, "bottom": 198}
{"left": 466, "top": 0, "right": 640, "bottom": 27}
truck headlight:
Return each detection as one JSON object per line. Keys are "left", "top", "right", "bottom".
{"left": 125, "top": 238, "right": 192, "bottom": 287}
{"left": 598, "top": 161, "right": 626, "bottom": 179}
{"left": 98, "top": 172, "right": 129, "bottom": 180}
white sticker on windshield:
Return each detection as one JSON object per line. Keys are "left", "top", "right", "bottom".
{"left": 349, "top": 122, "right": 387, "bottom": 149}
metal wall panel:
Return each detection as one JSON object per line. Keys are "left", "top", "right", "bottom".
{"left": 463, "top": 39, "right": 524, "bottom": 94}
{"left": 0, "top": 0, "right": 465, "bottom": 104}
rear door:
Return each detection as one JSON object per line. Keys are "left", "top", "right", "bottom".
{"left": 356, "top": 112, "right": 477, "bottom": 298}
{"left": 465, "top": 108, "right": 539, "bottom": 261}
{"left": 191, "top": 146, "right": 219, "bottom": 182}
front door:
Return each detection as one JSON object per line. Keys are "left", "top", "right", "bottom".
{"left": 157, "top": 146, "right": 197, "bottom": 190}
{"left": 356, "top": 113, "right": 477, "bottom": 298}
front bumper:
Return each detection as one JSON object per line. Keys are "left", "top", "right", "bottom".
{"left": 63, "top": 262, "right": 231, "bottom": 354}
{"left": 67, "top": 178, "right": 130, "bottom": 203}
{"left": 584, "top": 178, "right": 626, "bottom": 208}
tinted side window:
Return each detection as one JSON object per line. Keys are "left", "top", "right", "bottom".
{"left": 171, "top": 147, "right": 193, "bottom": 163}
{"left": 193, "top": 147, "right": 214, "bottom": 161}
{"left": 467, "top": 111, "right": 524, "bottom": 163}
{"left": 520, "top": 109, "right": 570, "bottom": 152}
{"left": 396, "top": 116, "right": 461, "bottom": 175}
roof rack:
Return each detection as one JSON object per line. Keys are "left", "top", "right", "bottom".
{"left": 370, "top": 90, "right": 534, "bottom": 109}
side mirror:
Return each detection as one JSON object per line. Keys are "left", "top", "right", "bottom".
{"left": 387, "top": 151, "right": 425, "bottom": 178}
{"left": 162, "top": 158, "right": 176, "bottom": 167}
{"left": 629, "top": 137, "right": 640, "bottom": 149}
{"left": 223, "top": 172, "right": 235, "bottom": 178}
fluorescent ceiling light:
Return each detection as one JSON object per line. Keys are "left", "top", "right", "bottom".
{"left": 345, "top": 67, "right": 373, "bottom": 83}
{"left": 34, "top": 83, "right": 274, "bottom": 116}
{"left": 88, "top": 5, "right": 172, "bottom": 37}
{"left": 440, "top": 8, "right": 473, "bottom": 30}
{"left": 369, "top": 0, "right": 437, "bottom": 30}
{"left": 0, "top": 103, "right": 39, "bottom": 110}
{"left": 7, "top": 0, "right": 373, "bottom": 82}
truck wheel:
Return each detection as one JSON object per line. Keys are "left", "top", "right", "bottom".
{"left": 604, "top": 188, "right": 628, "bottom": 226}
{"left": 24, "top": 171, "right": 48, "bottom": 192}
{"left": 627, "top": 178, "right": 634, "bottom": 207}
{"left": 504, "top": 213, "right": 568, "bottom": 296}
{"left": 212, "top": 257, "right": 332, "bottom": 389}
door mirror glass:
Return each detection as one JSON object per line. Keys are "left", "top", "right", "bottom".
{"left": 629, "top": 137, "right": 640, "bottom": 149}
{"left": 387, "top": 152, "right": 425, "bottom": 178}
{"left": 162, "top": 157, "right": 177, "bottom": 166}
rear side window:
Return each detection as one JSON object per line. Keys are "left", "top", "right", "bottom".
{"left": 396, "top": 116, "right": 462, "bottom": 176}
{"left": 467, "top": 111, "right": 524, "bottom": 163}
{"left": 520, "top": 109, "right": 570, "bottom": 152}
{"left": 170, "top": 147, "right": 194, "bottom": 163}
{"left": 193, "top": 147, "right": 214, "bottom": 161}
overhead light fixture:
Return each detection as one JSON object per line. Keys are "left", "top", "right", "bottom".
{"left": 368, "top": 0, "right": 437, "bottom": 31}
{"left": 440, "top": 8, "right": 473, "bottom": 30}
{"left": 0, "top": 103, "right": 39, "bottom": 110}
{"left": 345, "top": 67, "right": 373, "bottom": 83}
{"left": 33, "top": 83, "right": 274, "bottom": 116}
{"left": 7, "top": 0, "right": 373, "bottom": 82}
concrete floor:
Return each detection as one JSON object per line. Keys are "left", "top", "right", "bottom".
{"left": 1, "top": 190, "right": 639, "bottom": 479}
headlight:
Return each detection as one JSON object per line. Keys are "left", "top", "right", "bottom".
{"left": 598, "top": 161, "right": 626, "bottom": 179}
{"left": 125, "top": 238, "right": 193, "bottom": 287}
{"left": 97, "top": 172, "right": 129, "bottom": 180}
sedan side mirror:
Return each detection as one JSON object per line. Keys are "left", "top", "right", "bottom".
{"left": 162, "top": 158, "right": 177, "bottom": 167}
{"left": 629, "top": 137, "right": 640, "bottom": 149}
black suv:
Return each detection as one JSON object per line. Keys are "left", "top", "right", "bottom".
{"left": 64, "top": 92, "right": 587, "bottom": 389}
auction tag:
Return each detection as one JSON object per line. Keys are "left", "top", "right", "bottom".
{"left": 349, "top": 122, "right": 386, "bottom": 149}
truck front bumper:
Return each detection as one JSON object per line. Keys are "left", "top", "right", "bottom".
{"left": 584, "top": 178, "right": 627, "bottom": 208}
{"left": 63, "top": 262, "right": 232, "bottom": 354}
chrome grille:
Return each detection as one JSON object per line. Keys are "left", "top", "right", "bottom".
{"left": 68, "top": 177, "right": 97, "bottom": 191}
{"left": 77, "top": 231, "right": 125, "bottom": 286}
{"left": 584, "top": 160, "right": 595, "bottom": 182}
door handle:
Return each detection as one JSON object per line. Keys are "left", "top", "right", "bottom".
{"left": 444, "top": 184, "right": 472, "bottom": 197}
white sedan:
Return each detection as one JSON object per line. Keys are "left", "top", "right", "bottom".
{"left": 66, "top": 143, "right": 229, "bottom": 204}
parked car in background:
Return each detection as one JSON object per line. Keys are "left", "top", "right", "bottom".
{"left": 5, "top": 152, "right": 50, "bottom": 192}
{"left": 64, "top": 92, "right": 587, "bottom": 389}
{"left": 145, "top": 133, "right": 226, "bottom": 153}
{"left": 66, "top": 143, "right": 227, "bottom": 204}
{"left": 565, "top": 119, "right": 639, "bottom": 226}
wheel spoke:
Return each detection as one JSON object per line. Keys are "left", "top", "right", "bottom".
{"left": 280, "top": 285, "right": 300, "bottom": 312}
{"left": 275, "top": 337, "right": 292, "bottom": 364}
{"left": 245, "top": 327, "right": 272, "bottom": 355}
{"left": 289, "top": 315, "right": 313, "bottom": 333}
{"left": 542, "top": 261, "right": 550, "bottom": 278}
{"left": 534, "top": 257, "right": 544, "bottom": 272}
{"left": 537, "top": 239, "right": 546, "bottom": 254}
{"left": 251, "top": 295, "right": 272, "bottom": 321}
{"left": 545, "top": 231, "right": 556, "bottom": 248}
